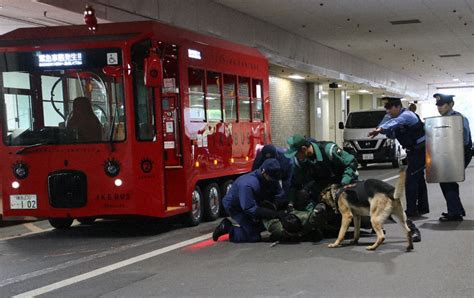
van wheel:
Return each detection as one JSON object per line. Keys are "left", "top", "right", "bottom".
{"left": 219, "top": 179, "right": 233, "bottom": 216}
{"left": 203, "top": 183, "right": 221, "bottom": 221}
{"left": 184, "top": 186, "right": 203, "bottom": 226}
{"left": 49, "top": 218, "right": 74, "bottom": 229}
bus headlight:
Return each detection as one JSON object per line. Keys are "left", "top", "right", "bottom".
{"left": 104, "top": 159, "right": 120, "bottom": 177}
{"left": 12, "top": 162, "right": 29, "bottom": 179}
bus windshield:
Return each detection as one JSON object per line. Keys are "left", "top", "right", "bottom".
{"left": 345, "top": 110, "right": 387, "bottom": 129}
{"left": 0, "top": 48, "right": 125, "bottom": 146}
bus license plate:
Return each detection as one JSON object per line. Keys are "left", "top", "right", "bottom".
{"left": 10, "top": 195, "right": 37, "bottom": 209}
{"left": 362, "top": 153, "right": 374, "bottom": 160}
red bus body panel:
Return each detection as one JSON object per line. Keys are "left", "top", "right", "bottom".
{"left": 0, "top": 21, "right": 270, "bottom": 220}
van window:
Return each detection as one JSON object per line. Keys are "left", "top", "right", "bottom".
{"left": 345, "top": 111, "right": 387, "bottom": 128}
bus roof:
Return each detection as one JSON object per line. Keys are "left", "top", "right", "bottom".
{"left": 0, "top": 20, "right": 265, "bottom": 60}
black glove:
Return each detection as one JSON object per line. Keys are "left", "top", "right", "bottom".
{"left": 260, "top": 200, "right": 277, "bottom": 211}
{"left": 274, "top": 200, "right": 290, "bottom": 211}
{"left": 255, "top": 207, "right": 283, "bottom": 220}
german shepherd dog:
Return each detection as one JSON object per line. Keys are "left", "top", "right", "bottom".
{"left": 319, "top": 170, "right": 413, "bottom": 251}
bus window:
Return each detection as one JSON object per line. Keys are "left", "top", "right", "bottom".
{"left": 132, "top": 40, "right": 156, "bottom": 141}
{"left": 252, "top": 79, "right": 263, "bottom": 121}
{"left": 162, "top": 44, "right": 179, "bottom": 93}
{"left": 3, "top": 72, "right": 32, "bottom": 132}
{"left": 188, "top": 68, "right": 205, "bottom": 121}
{"left": 0, "top": 49, "right": 125, "bottom": 146}
{"left": 238, "top": 76, "right": 251, "bottom": 121}
{"left": 223, "top": 74, "right": 237, "bottom": 122}
{"left": 206, "top": 71, "right": 222, "bottom": 122}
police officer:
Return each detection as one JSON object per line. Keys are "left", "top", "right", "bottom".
{"left": 434, "top": 93, "right": 472, "bottom": 221}
{"left": 368, "top": 97, "right": 424, "bottom": 241}
{"left": 212, "top": 158, "right": 287, "bottom": 242}
{"left": 252, "top": 144, "right": 292, "bottom": 199}
{"left": 284, "top": 134, "right": 359, "bottom": 211}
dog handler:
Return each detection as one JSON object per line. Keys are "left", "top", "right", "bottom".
{"left": 285, "top": 134, "right": 359, "bottom": 210}
{"left": 434, "top": 93, "right": 472, "bottom": 222}
{"left": 283, "top": 135, "right": 359, "bottom": 237}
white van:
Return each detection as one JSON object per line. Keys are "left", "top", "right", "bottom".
{"left": 339, "top": 109, "right": 406, "bottom": 168}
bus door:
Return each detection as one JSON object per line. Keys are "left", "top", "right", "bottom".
{"left": 161, "top": 93, "right": 182, "bottom": 167}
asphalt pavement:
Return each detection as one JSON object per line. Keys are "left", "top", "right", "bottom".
{"left": 0, "top": 164, "right": 473, "bottom": 297}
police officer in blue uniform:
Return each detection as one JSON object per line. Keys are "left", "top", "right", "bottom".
{"left": 252, "top": 144, "right": 292, "bottom": 200}
{"left": 434, "top": 93, "right": 472, "bottom": 221}
{"left": 212, "top": 158, "right": 287, "bottom": 242}
{"left": 368, "top": 97, "right": 424, "bottom": 241}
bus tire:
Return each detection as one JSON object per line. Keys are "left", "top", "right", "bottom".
{"left": 203, "top": 183, "right": 221, "bottom": 221}
{"left": 219, "top": 179, "right": 233, "bottom": 216}
{"left": 184, "top": 186, "right": 203, "bottom": 226}
{"left": 49, "top": 218, "right": 74, "bottom": 229}
{"left": 77, "top": 218, "right": 96, "bottom": 225}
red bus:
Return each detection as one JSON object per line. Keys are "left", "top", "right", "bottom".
{"left": 0, "top": 21, "right": 270, "bottom": 228}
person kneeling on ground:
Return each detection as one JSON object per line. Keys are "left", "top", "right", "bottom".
{"left": 213, "top": 158, "right": 289, "bottom": 242}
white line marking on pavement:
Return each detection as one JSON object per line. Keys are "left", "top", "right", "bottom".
{"left": 23, "top": 223, "right": 44, "bottom": 233}
{"left": 382, "top": 174, "right": 399, "bottom": 182}
{"left": 13, "top": 233, "right": 212, "bottom": 298}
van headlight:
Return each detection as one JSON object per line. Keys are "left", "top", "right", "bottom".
{"left": 343, "top": 141, "right": 354, "bottom": 149}
{"left": 383, "top": 139, "right": 394, "bottom": 147}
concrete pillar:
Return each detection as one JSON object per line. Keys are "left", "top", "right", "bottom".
{"left": 309, "top": 83, "right": 324, "bottom": 141}
{"left": 372, "top": 94, "right": 378, "bottom": 109}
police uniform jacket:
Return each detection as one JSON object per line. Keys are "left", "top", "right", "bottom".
{"left": 222, "top": 170, "right": 284, "bottom": 218}
{"left": 378, "top": 108, "right": 425, "bottom": 150}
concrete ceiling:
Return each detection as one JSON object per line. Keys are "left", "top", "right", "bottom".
{"left": 215, "top": 0, "right": 474, "bottom": 89}
{"left": 0, "top": 0, "right": 473, "bottom": 93}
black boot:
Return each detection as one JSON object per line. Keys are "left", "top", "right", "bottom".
{"left": 407, "top": 220, "right": 421, "bottom": 242}
{"left": 212, "top": 218, "right": 232, "bottom": 241}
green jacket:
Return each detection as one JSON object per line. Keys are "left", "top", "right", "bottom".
{"left": 289, "top": 141, "right": 358, "bottom": 210}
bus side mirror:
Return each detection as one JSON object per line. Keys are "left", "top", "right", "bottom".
{"left": 338, "top": 122, "right": 344, "bottom": 129}
{"left": 144, "top": 50, "right": 163, "bottom": 88}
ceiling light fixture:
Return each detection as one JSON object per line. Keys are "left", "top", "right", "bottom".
{"left": 288, "top": 74, "right": 304, "bottom": 80}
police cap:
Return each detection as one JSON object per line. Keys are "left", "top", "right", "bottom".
{"left": 433, "top": 93, "right": 454, "bottom": 106}
{"left": 260, "top": 158, "right": 281, "bottom": 181}
{"left": 284, "top": 134, "right": 311, "bottom": 158}
{"left": 382, "top": 97, "right": 402, "bottom": 109}
{"left": 261, "top": 144, "right": 277, "bottom": 159}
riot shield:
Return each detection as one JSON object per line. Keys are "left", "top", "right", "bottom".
{"left": 425, "top": 115, "right": 465, "bottom": 183}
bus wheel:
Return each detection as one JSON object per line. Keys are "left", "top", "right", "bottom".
{"left": 48, "top": 218, "right": 74, "bottom": 229}
{"left": 219, "top": 180, "right": 233, "bottom": 216}
{"left": 77, "top": 218, "right": 96, "bottom": 225}
{"left": 203, "top": 183, "right": 221, "bottom": 221}
{"left": 184, "top": 186, "right": 203, "bottom": 226}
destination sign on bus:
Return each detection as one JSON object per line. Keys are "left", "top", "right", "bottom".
{"left": 37, "top": 52, "right": 83, "bottom": 67}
